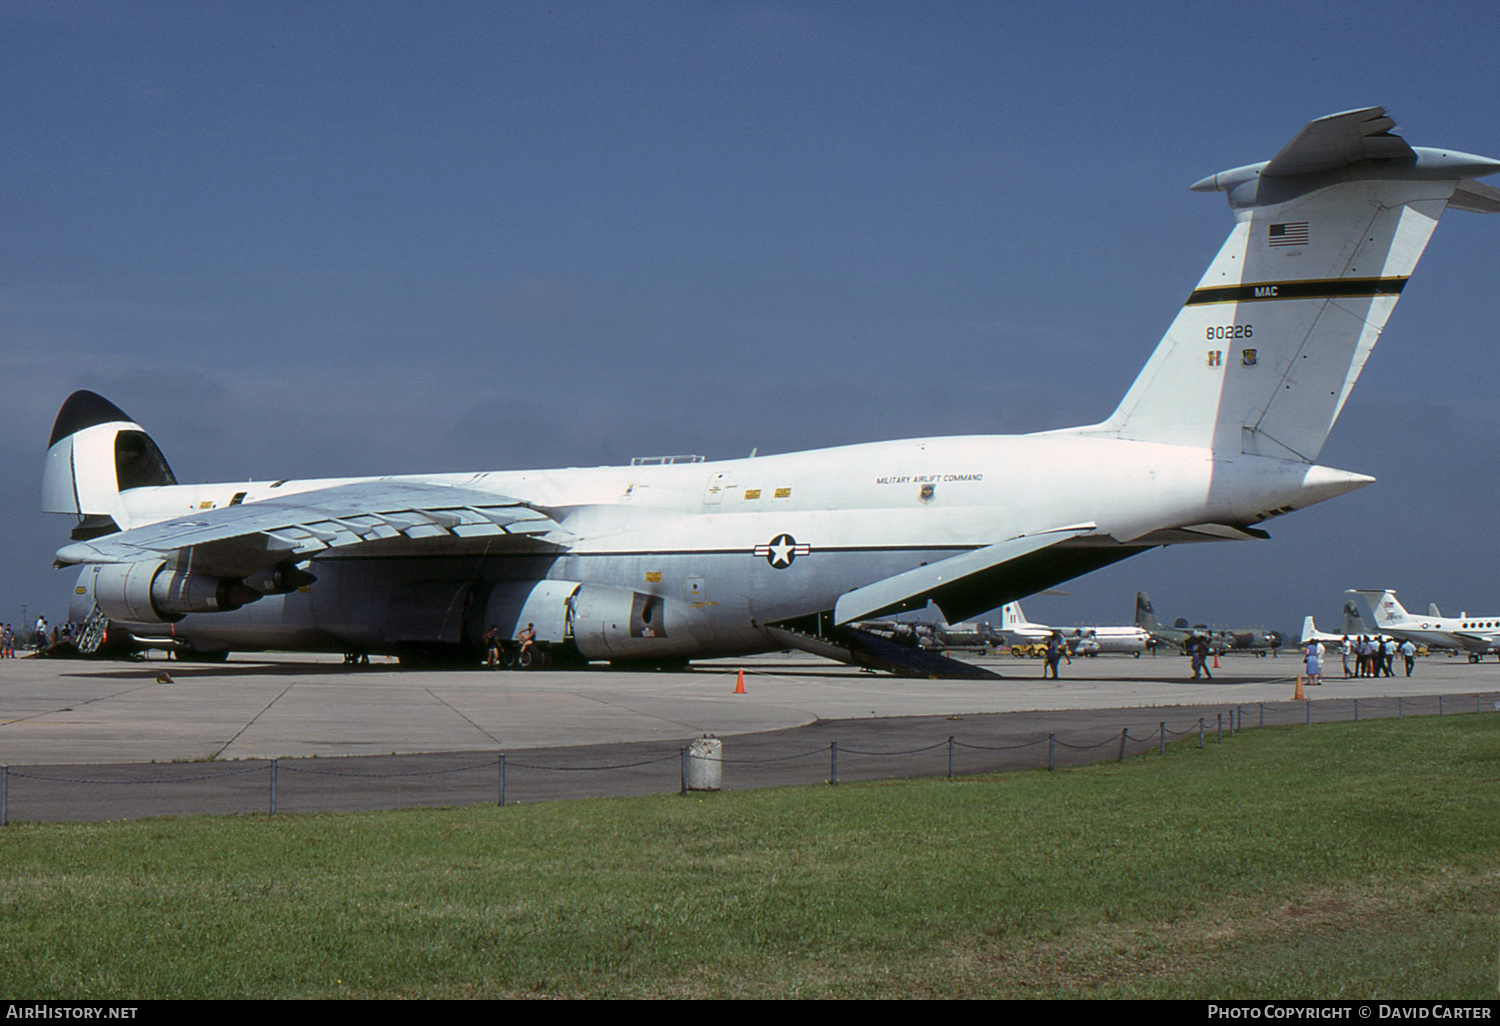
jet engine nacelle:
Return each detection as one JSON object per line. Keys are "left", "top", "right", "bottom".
{"left": 80, "top": 561, "right": 263, "bottom": 624}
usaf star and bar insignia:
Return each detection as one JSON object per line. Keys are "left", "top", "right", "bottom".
{"left": 754, "top": 533, "right": 811, "bottom": 569}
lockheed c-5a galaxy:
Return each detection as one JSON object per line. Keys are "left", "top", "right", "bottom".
{"left": 45, "top": 108, "right": 1500, "bottom": 678}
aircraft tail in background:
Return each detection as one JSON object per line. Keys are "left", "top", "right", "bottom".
{"left": 1135, "top": 592, "right": 1160, "bottom": 631}
{"left": 1303, "top": 601, "right": 1371, "bottom": 644}
{"left": 1342, "top": 599, "right": 1372, "bottom": 635}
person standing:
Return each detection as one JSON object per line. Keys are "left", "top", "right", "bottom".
{"left": 1043, "top": 632, "right": 1063, "bottom": 679}
{"left": 1190, "top": 635, "right": 1212, "bottom": 680}
{"left": 1400, "top": 639, "right": 1417, "bottom": 677}
{"left": 1304, "top": 640, "right": 1322, "bottom": 686}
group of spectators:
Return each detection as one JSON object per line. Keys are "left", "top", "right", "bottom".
{"left": 1303, "top": 634, "right": 1415, "bottom": 684}
{"left": 1342, "top": 634, "right": 1414, "bottom": 678}
{"left": 0, "top": 617, "right": 80, "bottom": 656}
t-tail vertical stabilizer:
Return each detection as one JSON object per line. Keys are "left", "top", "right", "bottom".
{"left": 1349, "top": 589, "right": 1410, "bottom": 628}
{"left": 1079, "top": 108, "right": 1500, "bottom": 463}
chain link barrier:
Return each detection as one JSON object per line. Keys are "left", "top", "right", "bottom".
{"left": 1, "top": 691, "right": 1494, "bottom": 825}
{"left": 7, "top": 764, "right": 266, "bottom": 786}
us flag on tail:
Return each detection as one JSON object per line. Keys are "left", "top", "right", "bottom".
{"left": 1268, "top": 221, "right": 1309, "bottom": 246}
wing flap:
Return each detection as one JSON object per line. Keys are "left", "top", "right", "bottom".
{"left": 55, "top": 480, "right": 571, "bottom": 578}
{"left": 833, "top": 524, "right": 1096, "bottom": 625}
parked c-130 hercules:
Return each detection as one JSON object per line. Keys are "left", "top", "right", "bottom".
{"left": 44, "top": 108, "right": 1500, "bottom": 677}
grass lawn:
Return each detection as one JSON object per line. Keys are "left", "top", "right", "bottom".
{"left": 0, "top": 713, "right": 1496, "bottom": 998}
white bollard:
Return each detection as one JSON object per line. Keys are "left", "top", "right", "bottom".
{"left": 684, "top": 736, "right": 722, "bottom": 791}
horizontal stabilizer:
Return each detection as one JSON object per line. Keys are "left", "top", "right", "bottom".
{"left": 833, "top": 525, "right": 1094, "bottom": 625}
{"left": 1262, "top": 107, "right": 1414, "bottom": 176}
{"left": 1449, "top": 179, "right": 1500, "bottom": 213}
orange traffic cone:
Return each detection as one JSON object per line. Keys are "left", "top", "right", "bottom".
{"left": 1212, "top": 651, "right": 1220, "bottom": 669}
{"left": 1294, "top": 674, "right": 1305, "bottom": 701}
{"left": 734, "top": 669, "right": 746, "bottom": 694}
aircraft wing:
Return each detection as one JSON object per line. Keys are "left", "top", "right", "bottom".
{"left": 53, "top": 480, "right": 570, "bottom": 580}
{"left": 833, "top": 524, "right": 1096, "bottom": 625}
{"left": 1448, "top": 631, "right": 1500, "bottom": 652}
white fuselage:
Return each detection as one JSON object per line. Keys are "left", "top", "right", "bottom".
{"left": 1372, "top": 612, "right": 1500, "bottom": 654}
{"left": 86, "top": 431, "right": 1370, "bottom": 658}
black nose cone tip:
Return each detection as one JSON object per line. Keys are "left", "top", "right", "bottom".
{"left": 48, "top": 391, "right": 135, "bottom": 449}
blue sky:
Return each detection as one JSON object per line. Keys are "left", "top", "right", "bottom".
{"left": 4, "top": 1, "right": 1500, "bottom": 634}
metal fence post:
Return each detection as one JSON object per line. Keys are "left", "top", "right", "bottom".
{"left": 1, "top": 765, "right": 7, "bottom": 827}
{"left": 1117, "top": 728, "right": 1127, "bottom": 763}
{"left": 1259, "top": 702, "right": 1264, "bottom": 729}
{"left": 498, "top": 753, "right": 506, "bottom": 808}
{"left": 1306, "top": 700, "right": 1311, "bottom": 725}
{"left": 1217, "top": 713, "right": 1222, "bottom": 743}
{"left": 1159, "top": 722, "right": 1165, "bottom": 757}
{"left": 270, "top": 758, "right": 278, "bottom": 816}
{"left": 1398, "top": 695, "right": 1403, "bottom": 718}
{"left": 1439, "top": 695, "right": 1444, "bottom": 717}
{"left": 830, "top": 742, "right": 838, "bottom": 785}
{"left": 947, "top": 735, "right": 954, "bottom": 779}
{"left": 1354, "top": 698, "right": 1358, "bottom": 722}
{"left": 1048, "top": 733, "right": 1055, "bottom": 771}
{"left": 1198, "top": 718, "right": 1203, "bottom": 749}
